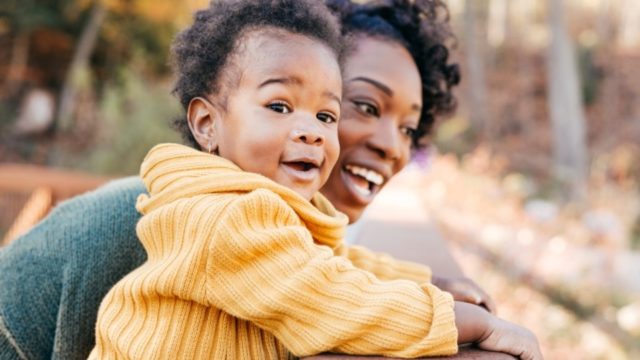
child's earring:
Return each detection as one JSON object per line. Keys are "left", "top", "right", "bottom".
{"left": 207, "top": 140, "right": 213, "bottom": 154}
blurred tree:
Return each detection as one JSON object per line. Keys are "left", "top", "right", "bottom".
{"left": 0, "top": 0, "right": 191, "bottom": 134}
{"left": 487, "top": 0, "right": 508, "bottom": 48}
{"left": 463, "top": 0, "right": 488, "bottom": 139}
{"left": 57, "top": 2, "right": 106, "bottom": 131}
{"left": 0, "top": 0, "right": 64, "bottom": 98}
{"left": 596, "top": 0, "right": 613, "bottom": 43}
{"left": 618, "top": 0, "right": 640, "bottom": 50}
{"left": 547, "top": 0, "right": 588, "bottom": 199}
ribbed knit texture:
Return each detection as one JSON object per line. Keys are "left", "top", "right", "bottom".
{"left": 0, "top": 177, "right": 147, "bottom": 360}
{"left": 90, "top": 143, "right": 458, "bottom": 359}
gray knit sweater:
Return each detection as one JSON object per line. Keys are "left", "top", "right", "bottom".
{"left": 0, "top": 177, "right": 147, "bottom": 360}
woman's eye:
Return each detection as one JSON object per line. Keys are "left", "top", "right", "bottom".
{"left": 267, "top": 102, "right": 291, "bottom": 114}
{"left": 317, "top": 112, "right": 337, "bottom": 124}
{"left": 401, "top": 126, "right": 417, "bottom": 138}
{"left": 353, "top": 101, "right": 379, "bottom": 117}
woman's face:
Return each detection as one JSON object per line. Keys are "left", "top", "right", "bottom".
{"left": 321, "top": 37, "right": 423, "bottom": 223}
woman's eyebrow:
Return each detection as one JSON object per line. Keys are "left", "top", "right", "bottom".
{"left": 347, "top": 76, "right": 393, "bottom": 97}
{"left": 349, "top": 76, "right": 421, "bottom": 112}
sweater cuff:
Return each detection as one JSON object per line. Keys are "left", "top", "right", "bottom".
{"left": 419, "top": 282, "right": 458, "bottom": 356}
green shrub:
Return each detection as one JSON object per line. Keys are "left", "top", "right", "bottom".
{"left": 78, "top": 67, "right": 181, "bottom": 175}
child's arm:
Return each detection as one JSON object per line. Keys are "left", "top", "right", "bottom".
{"left": 337, "top": 245, "right": 496, "bottom": 313}
{"left": 334, "top": 244, "right": 433, "bottom": 283}
{"left": 208, "top": 190, "right": 457, "bottom": 358}
{"left": 206, "top": 189, "right": 541, "bottom": 359}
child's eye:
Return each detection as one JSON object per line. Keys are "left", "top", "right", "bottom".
{"left": 353, "top": 101, "right": 379, "bottom": 117}
{"left": 267, "top": 101, "right": 292, "bottom": 114}
{"left": 316, "top": 112, "right": 337, "bottom": 124}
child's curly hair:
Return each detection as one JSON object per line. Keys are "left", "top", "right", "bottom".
{"left": 327, "top": 0, "right": 460, "bottom": 149}
{"left": 171, "top": 0, "right": 343, "bottom": 148}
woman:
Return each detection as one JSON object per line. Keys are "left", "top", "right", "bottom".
{"left": 322, "top": 0, "right": 494, "bottom": 309}
{"left": 0, "top": 1, "right": 497, "bottom": 359}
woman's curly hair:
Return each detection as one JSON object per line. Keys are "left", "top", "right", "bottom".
{"left": 171, "top": 0, "right": 343, "bottom": 148}
{"left": 327, "top": 0, "right": 460, "bottom": 148}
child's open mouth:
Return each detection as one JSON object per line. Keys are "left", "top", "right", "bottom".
{"left": 281, "top": 158, "right": 321, "bottom": 182}
{"left": 284, "top": 161, "right": 317, "bottom": 172}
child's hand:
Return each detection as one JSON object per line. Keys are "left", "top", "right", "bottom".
{"left": 432, "top": 276, "right": 497, "bottom": 314}
{"left": 478, "top": 316, "right": 543, "bottom": 360}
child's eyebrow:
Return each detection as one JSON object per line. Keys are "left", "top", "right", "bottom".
{"left": 258, "top": 77, "right": 341, "bottom": 106}
{"left": 258, "top": 76, "right": 302, "bottom": 88}
{"left": 323, "top": 91, "right": 341, "bottom": 106}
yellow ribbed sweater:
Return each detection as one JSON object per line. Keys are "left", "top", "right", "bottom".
{"left": 89, "top": 143, "right": 458, "bottom": 359}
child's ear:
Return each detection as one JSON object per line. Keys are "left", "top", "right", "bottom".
{"left": 187, "top": 97, "right": 220, "bottom": 154}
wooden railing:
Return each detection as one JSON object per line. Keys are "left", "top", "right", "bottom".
{"left": 303, "top": 347, "right": 516, "bottom": 359}
{"left": 0, "top": 162, "right": 110, "bottom": 245}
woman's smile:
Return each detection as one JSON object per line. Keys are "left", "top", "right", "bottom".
{"left": 321, "top": 37, "right": 422, "bottom": 222}
{"left": 341, "top": 163, "right": 386, "bottom": 199}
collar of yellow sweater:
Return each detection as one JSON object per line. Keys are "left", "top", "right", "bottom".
{"left": 136, "top": 143, "right": 348, "bottom": 249}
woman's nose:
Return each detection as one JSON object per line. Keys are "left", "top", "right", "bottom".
{"left": 368, "top": 119, "right": 401, "bottom": 161}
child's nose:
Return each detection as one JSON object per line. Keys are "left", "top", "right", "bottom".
{"left": 291, "top": 124, "right": 325, "bottom": 145}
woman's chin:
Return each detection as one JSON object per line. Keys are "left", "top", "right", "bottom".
{"left": 337, "top": 168, "right": 382, "bottom": 223}
{"left": 345, "top": 208, "right": 364, "bottom": 225}
{"left": 322, "top": 168, "right": 383, "bottom": 223}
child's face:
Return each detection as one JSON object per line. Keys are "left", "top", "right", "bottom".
{"left": 206, "top": 31, "right": 342, "bottom": 201}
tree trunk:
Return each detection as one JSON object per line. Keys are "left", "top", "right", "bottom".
{"left": 618, "top": 0, "right": 640, "bottom": 50}
{"left": 596, "top": 0, "right": 613, "bottom": 44}
{"left": 56, "top": 3, "right": 106, "bottom": 131}
{"left": 487, "top": 0, "right": 508, "bottom": 48}
{"left": 464, "top": 0, "right": 488, "bottom": 139}
{"left": 0, "top": 32, "right": 30, "bottom": 98}
{"left": 546, "top": 0, "right": 588, "bottom": 199}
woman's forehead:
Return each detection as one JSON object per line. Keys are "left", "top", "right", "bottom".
{"left": 344, "top": 37, "right": 422, "bottom": 106}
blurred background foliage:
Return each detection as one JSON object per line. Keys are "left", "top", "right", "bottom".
{"left": 0, "top": 0, "right": 200, "bottom": 174}
{"left": 0, "top": 0, "right": 639, "bottom": 358}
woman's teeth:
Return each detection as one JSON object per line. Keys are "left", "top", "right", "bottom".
{"left": 345, "top": 165, "right": 384, "bottom": 186}
{"left": 344, "top": 164, "right": 385, "bottom": 197}
{"left": 353, "top": 182, "right": 371, "bottom": 196}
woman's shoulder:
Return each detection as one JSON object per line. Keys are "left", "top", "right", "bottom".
{"left": 0, "top": 177, "right": 149, "bottom": 360}
{"left": 4, "top": 176, "right": 146, "bottom": 254}
{"left": 45, "top": 176, "right": 144, "bottom": 230}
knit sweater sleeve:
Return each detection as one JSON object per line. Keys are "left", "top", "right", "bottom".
{"left": 334, "top": 245, "right": 432, "bottom": 284}
{"left": 205, "top": 189, "right": 457, "bottom": 358}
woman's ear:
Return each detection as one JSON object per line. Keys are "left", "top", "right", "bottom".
{"left": 187, "top": 97, "right": 220, "bottom": 153}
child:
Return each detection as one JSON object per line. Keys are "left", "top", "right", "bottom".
{"left": 90, "top": 0, "right": 542, "bottom": 359}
